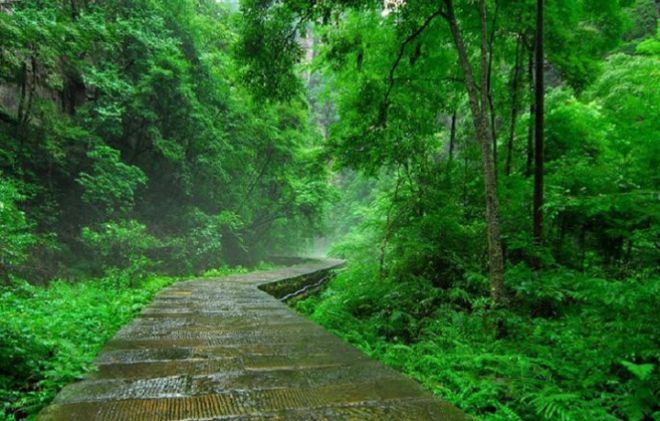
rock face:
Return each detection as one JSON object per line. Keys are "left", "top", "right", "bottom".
{"left": 38, "top": 260, "right": 470, "bottom": 420}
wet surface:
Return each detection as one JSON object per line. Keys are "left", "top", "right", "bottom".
{"left": 37, "top": 260, "right": 470, "bottom": 420}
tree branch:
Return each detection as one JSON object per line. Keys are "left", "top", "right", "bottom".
{"left": 381, "top": 6, "right": 447, "bottom": 120}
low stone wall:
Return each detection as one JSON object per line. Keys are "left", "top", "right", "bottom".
{"left": 259, "top": 260, "right": 344, "bottom": 302}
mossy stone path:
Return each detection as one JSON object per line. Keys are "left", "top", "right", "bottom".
{"left": 38, "top": 260, "right": 468, "bottom": 420}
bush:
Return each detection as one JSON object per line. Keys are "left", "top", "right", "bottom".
{"left": 179, "top": 209, "right": 244, "bottom": 273}
{"left": 76, "top": 145, "right": 147, "bottom": 217}
{"left": 0, "top": 177, "right": 36, "bottom": 281}
{"left": 0, "top": 275, "right": 175, "bottom": 419}
{"left": 81, "top": 220, "right": 160, "bottom": 283}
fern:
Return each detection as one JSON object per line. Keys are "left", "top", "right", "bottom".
{"left": 523, "top": 392, "right": 579, "bottom": 421}
{"left": 494, "top": 403, "right": 525, "bottom": 421}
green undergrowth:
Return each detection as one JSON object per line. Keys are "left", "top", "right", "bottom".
{"left": 295, "top": 262, "right": 659, "bottom": 421}
{"left": 0, "top": 264, "right": 267, "bottom": 420}
{"left": 200, "top": 262, "right": 279, "bottom": 279}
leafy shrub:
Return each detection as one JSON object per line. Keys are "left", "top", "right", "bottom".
{"left": 172, "top": 209, "right": 244, "bottom": 274}
{"left": 0, "top": 177, "right": 36, "bottom": 281}
{"left": 0, "top": 275, "right": 177, "bottom": 419}
{"left": 76, "top": 145, "right": 147, "bottom": 217}
{"left": 81, "top": 220, "right": 160, "bottom": 283}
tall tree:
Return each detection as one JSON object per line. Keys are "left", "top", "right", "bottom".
{"left": 443, "top": 0, "right": 506, "bottom": 304}
{"left": 505, "top": 35, "right": 523, "bottom": 177}
{"left": 533, "top": 0, "right": 544, "bottom": 245}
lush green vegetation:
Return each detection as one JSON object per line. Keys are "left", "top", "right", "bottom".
{"left": 0, "top": 0, "right": 333, "bottom": 284}
{"left": 239, "top": 0, "right": 658, "bottom": 419}
{"left": 297, "top": 262, "right": 658, "bottom": 420}
{"left": 1, "top": 275, "right": 180, "bottom": 419}
{"left": 1, "top": 0, "right": 658, "bottom": 419}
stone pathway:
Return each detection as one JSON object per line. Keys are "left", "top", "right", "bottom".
{"left": 38, "top": 260, "right": 469, "bottom": 420}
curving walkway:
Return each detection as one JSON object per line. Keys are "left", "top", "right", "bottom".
{"left": 38, "top": 260, "right": 469, "bottom": 420}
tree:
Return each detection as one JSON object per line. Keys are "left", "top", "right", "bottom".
{"left": 442, "top": 0, "right": 506, "bottom": 304}
{"left": 533, "top": 0, "right": 545, "bottom": 246}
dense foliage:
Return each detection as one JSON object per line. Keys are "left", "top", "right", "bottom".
{"left": 1, "top": 0, "right": 658, "bottom": 419}
{"left": 297, "top": 262, "right": 659, "bottom": 420}
{"left": 1, "top": 275, "right": 180, "bottom": 419}
{"left": 237, "top": 0, "right": 659, "bottom": 419}
{"left": 0, "top": 0, "right": 333, "bottom": 283}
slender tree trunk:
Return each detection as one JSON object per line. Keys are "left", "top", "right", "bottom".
{"left": 505, "top": 36, "right": 523, "bottom": 177}
{"left": 444, "top": 0, "right": 506, "bottom": 305}
{"left": 489, "top": 96, "right": 497, "bottom": 180}
{"left": 447, "top": 110, "right": 457, "bottom": 181}
{"left": 533, "top": 0, "right": 545, "bottom": 245}
{"left": 24, "top": 57, "right": 37, "bottom": 125}
{"left": 526, "top": 46, "right": 534, "bottom": 177}
{"left": 380, "top": 175, "right": 402, "bottom": 278}
{"left": 70, "top": 0, "right": 79, "bottom": 19}
{"left": 486, "top": 0, "right": 500, "bottom": 180}
{"left": 463, "top": 139, "right": 469, "bottom": 210}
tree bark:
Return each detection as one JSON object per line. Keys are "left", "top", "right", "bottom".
{"left": 16, "top": 62, "right": 27, "bottom": 135}
{"left": 486, "top": 0, "right": 500, "bottom": 180}
{"left": 444, "top": 0, "right": 506, "bottom": 305}
{"left": 379, "top": 175, "right": 402, "bottom": 278}
{"left": 447, "top": 110, "right": 457, "bottom": 181}
{"left": 70, "top": 0, "right": 79, "bottom": 19}
{"left": 505, "top": 36, "right": 523, "bottom": 177}
{"left": 526, "top": 46, "right": 534, "bottom": 177}
{"left": 533, "top": 0, "right": 545, "bottom": 245}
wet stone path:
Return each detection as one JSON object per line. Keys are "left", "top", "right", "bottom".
{"left": 38, "top": 260, "right": 469, "bottom": 420}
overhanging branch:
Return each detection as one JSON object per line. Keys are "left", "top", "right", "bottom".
{"left": 381, "top": 6, "right": 447, "bottom": 116}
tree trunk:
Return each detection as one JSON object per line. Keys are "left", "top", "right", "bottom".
{"left": 379, "top": 175, "right": 402, "bottom": 278}
{"left": 444, "top": 0, "right": 506, "bottom": 305}
{"left": 505, "top": 36, "right": 523, "bottom": 177}
{"left": 486, "top": 0, "right": 500, "bottom": 180}
{"left": 533, "top": 0, "right": 545, "bottom": 245}
{"left": 20, "top": 56, "right": 37, "bottom": 129}
{"left": 70, "top": 0, "right": 79, "bottom": 19}
{"left": 526, "top": 46, "right": 534, "bottom": 177}
{"left": 16, "top": 62, "right": 27, "bottom": 136}
{"left": 447, "top": 110, "right": 457, "bottom": 181}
